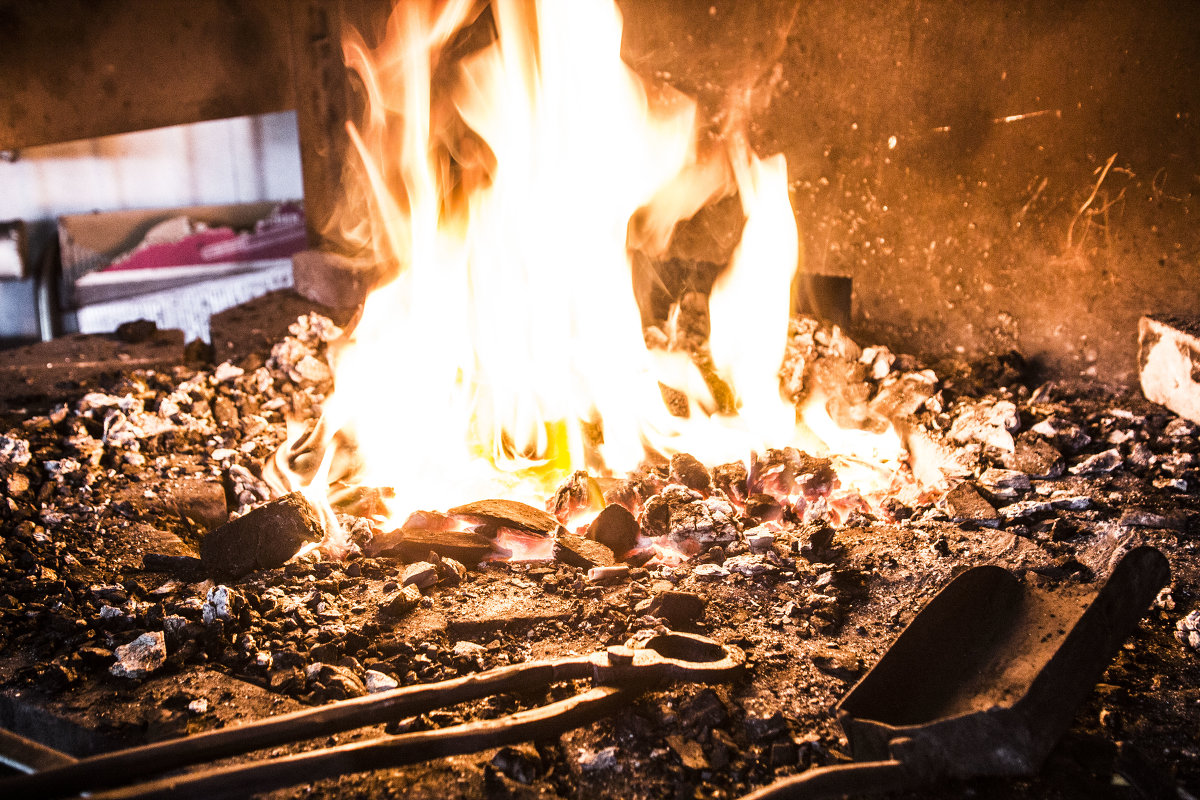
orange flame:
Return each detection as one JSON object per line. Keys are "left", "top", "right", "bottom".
{"left": 278, "top": 0, "right": 911, "bottom": 550}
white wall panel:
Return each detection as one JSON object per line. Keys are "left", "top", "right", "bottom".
{"left": 0, "top": 111, "right": 304, "bottom": 340}
{"left": 0, "top": 111, "right": 303, "bottom": 223}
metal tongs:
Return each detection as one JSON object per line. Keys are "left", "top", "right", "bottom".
{"left": 2, "top": 630, "right": 743, "bottom": 800}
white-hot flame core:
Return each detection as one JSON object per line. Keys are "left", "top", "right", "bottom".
{"left": 286, "top": 0, "right": 912, "bottom": 534}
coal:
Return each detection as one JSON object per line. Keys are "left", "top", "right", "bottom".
{"left": 586, "top": 504, "right": 640, "bottom": 557}
{"left": 745, "top": 493, "right": 783, "bottom": 522}
{"left": 369, "top": 527, "right": 494, "bottom": 565}
{"left": 553, "top": 533, "right": 615, "bottom": 570}
{"left": 401, "top": 561, "right": 439, "bottom": 589}
{"left": 669, "top": 453, "right": 712, "bottom": 492}
{"left": 448, "top": 499, "right": 559, "bottom": 535}
{"left": 944, "top": 482, "right": 1000, "bottom": 527}
{"left": 749, "top": 448, "right": 837, "bottom": 499}
{"left": 142, "top": 553, "right": 204, "bottom": 577}
{"left": 199, "top": 492, "right": 323, "bottom": 581}
{"left": 548, "top": 471, "right": 604, "bottom": 524}
{"left": 645, "top": 590, "right": 706, "bottom": 627}
{"left": 381, "top": 584, "right": 422, "bottom": 617}
{"left": 1003, "top": 432, "right": 1065, "bottom": 478}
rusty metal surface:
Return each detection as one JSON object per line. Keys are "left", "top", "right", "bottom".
{"left": 0, "top": 0, "right": 294, "bottom": 149}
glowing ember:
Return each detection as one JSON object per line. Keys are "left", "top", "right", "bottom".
{"left": 270, "top": 0, "right": 916, "bottom": 555}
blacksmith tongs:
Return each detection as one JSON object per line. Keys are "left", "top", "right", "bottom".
{"left": 3, "top": 630, "right": 743, "bottom": 800}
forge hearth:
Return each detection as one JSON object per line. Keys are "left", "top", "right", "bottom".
{"left": 0, "top": 290, "right": 1196, "bottom": 799}
{"left": 2, "top": 0, "right": 1200, "bottom": 797}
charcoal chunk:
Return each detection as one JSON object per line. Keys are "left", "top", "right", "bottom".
{"left": 553, "top": 533, "right": 615, "bottom": 570}
{"left": 1002, "top": 432, "right": 1065, "bottom": 478}
{"left": 587, "top": 504, "right": 640, "bottom": 557}
{"left": 712, "top": 461, "right": 748, "bottom": 501}
{"left": 369, "top": 527, "right": 494, "bottom": 565}
{"left": 547, "top": 471, "right": 604, "bottom": 524}
{"left": 199, "top": 492, "right": 323, "bottom": 580}
{"left": 448, "top": 499, "right": 558, "bottom": 535}
{"left": 646, "top": 590, "right": 706, "bottom": 627}
{"left": 669, "top": 453, "right": 712, "bottom": 492}
{"left": 945, "top": 482, "right": 999, "bottom": 527}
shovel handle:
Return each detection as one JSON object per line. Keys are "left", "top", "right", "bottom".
{"left": 741, "top": 759, "right": 914, "bottom": 800}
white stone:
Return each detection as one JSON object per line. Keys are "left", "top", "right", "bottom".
{"left": 212, "top": 361, "right": 245, "bottom": 383}
{"left": 110, "top": 632, "right": 167, "bottom": 678}
{"left": 1139, "top": 316, "right": 1200, "bottom": 424}
{"left": 692, "top": 563, "right": 731, "bottom": 581}
{"left": 365, "top": 669, "right": 400, "bottom": 693}
{"left": 202, "top": 585, "right": 236, "bottom": 624}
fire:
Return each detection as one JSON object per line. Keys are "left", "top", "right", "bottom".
{"left": 274, "top": 0, "right": 911, "bottom": 552}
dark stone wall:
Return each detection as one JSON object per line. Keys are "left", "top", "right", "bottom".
{"left": 621, "top": 0, "right": 1200, "bottom": 385}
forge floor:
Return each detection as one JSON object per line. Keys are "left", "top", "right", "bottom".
{"left": 0, "top": 291, "right": 1197, "bottom": 800}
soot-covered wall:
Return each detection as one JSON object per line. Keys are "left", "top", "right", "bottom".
{"left": 621, "top": 0, "right": 1200, "bottom": 385}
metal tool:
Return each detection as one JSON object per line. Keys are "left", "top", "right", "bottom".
{"left": 0, "top": 728, "right": 76, "bottom": 775}
{"left": 3, "top": 630, "right": 742, "bottom": 800}
{"left": 742, "top": 545, "right": 1170, "bottom": 799}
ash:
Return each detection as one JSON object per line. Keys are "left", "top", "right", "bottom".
{"left": 0, "top": 295, "right": 1198, "bottom": 800}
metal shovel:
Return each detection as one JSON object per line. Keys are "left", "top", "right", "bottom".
{"left": 745, "top": 545, "right": 1170, "bottom": 799}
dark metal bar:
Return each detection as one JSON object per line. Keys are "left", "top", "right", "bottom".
{"left": 0, "top": 728, "right": 76, "bottom": 775}
{"left": 1, "top": 657, "right": 590, "bottom": 800}
{"left": 92, "top": 686, "right": 633, "bottom": 800}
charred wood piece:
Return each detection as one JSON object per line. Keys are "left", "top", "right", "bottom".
{"left": 199, "top": 492, "right": 323, "bottom": 581}
{"left": 448, "top": 499, "right": 559, "bottom": 536}
{"left": 369, "top": 527, "right": 494, "bottom": 566}
{"left": 553, "top": 533, "right": 615, "bottom": 570}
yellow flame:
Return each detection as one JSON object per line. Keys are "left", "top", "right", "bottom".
{"left": 281, "top": 0, "right": 909, "bottom": 537}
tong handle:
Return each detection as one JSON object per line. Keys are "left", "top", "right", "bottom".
{"left": 740, "top": 759, "right": 913, "bottom": 800}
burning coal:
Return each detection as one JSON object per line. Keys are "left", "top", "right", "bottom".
{"left": 266, "top": 0, "right": 920, "bottom": 557}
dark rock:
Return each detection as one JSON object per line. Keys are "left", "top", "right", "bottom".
{"left": 369, "top": 527, "right": 494, "bottom": 565}
{"left": 553, "top": 534, "right": 614, "bottom": 570}
{"left": 183, "top": 338, "right": 215, "bottom": 364}
{"left": 669, "top": 453, "right": 712, "bottom": 492}
{"left": 547, "top": 471, "right": 604, "bottom": 525}
{"left": 944, "top": 482, "right": 999, "bottom": 527}
{"left": 1069, "top": 448, "right": 1124, "bottom": 476}
{"left": 679, "top": 688, "right": 729, "bottom": 731}
{"left": 769, "top": 741, "right": 799, "bottom": 767}
{"left": 490, "top": 745, "right": 543, "bottom": 784}
{"left": 382, "top": 585, "right": 422, "bottom": 617}
{"left": 312, "top": 664, "right": 366, "bottom": 700}
{"left": 745, "top": 711, "right": 788, "bottom": 742}
{"left": 213, "top": 396, "right": 239, "bottom": 428}
{"left": 666, "top": 734, "right": 710, "bottom": 770}
{"left": 586, "top": 504, "right": 640, "bottom": 557}
{"left": 799, "top": 521, "right": 836, "bottom": 558}
{"left": 745, "top": 493, "right": 782, "bottom": 522}
{"left": 447, "top": 499, "right": 558, "bottom": 536}
{"left": 811, "top": 647, "right": 862, "bottom": 680}
{"left": 712, "top": 461, "right": 748, "bottom": 501}
{"left": 1003, "top": 432, "right": 1065, "bottom": 478}
{"left": 199, "top": 493, "right": 323, "bottom": 581}
{"left": 646, "top": 590, "right": 706, "bottom": 627}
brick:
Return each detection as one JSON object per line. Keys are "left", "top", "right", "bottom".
{"left": 1139, "top": 316, "right": 1200, "bottom": 424}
